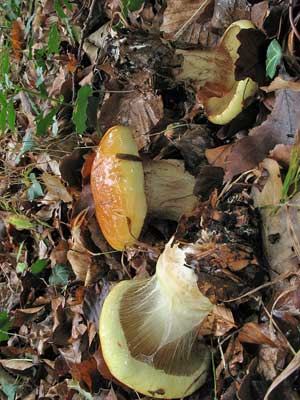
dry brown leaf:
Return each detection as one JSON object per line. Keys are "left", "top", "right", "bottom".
{"left": 67, "top": 211, "right": 100, "bottom": 284}
{"left": 261, "top": 76, "right": 300, "bottom": 93}
{"left": 250, "top": 1, "right": 269, "bottom": 31}
{"left": 211, "top": 0, "right": 251, "bottom": 30}
{"left": 252, "top": 159, "right": 300, "bottom": 276}
{"left": 199, "top": 305, "right": 235, "bottom": 336}
{"left": 270, "top": 144, "right": 293, "bottom": 167}
{"left": 161, "top": 0, "right": 214, "bottom": 41}
{"left": 99, "top": 89, "right": 163, "bottom": 150}
{"left": 0, "top": 359, "right": 34, "bottom": 372}
{"left": 239, "top": 322, "right": 278, "bottom": 347}
{"left": 264, "top": 350, "right": 300, "bottom": 400}
{"left": 10, "top": 18, "right": 25, "bottom": 61}
{"left": 71, "top": 356, "right": 102, "bottom": 393}
{"left": 206, "top": 89, "right": 300, "bottom": 180}
{"left": 42, "top": 172, "right": 72, "bottom": 203}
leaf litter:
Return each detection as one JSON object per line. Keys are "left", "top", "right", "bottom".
{"left": 1, "top": 0, "right": 300, "bottom": 399}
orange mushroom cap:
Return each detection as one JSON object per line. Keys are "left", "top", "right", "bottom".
{"left": 91, "top": 126, "right": 147, "bottom": 251}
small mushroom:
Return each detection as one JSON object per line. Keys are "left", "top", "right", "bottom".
{"left": 91, "top": 126, "right": 198, "bottom": 250}
{"left": 99, "top": 238, "right": 214, "bottom": 398}
{"left": 176, "top": 20, "right": 258, "bottom": 125}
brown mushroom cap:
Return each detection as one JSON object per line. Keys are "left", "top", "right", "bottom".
{"left": 91, "top": 126, "right": 147, "bottom": 251}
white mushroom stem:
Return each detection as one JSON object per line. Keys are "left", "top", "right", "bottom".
{"left": 143, "top": 159, "right": 198, "bottom": 221}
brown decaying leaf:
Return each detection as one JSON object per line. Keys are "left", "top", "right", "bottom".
{"left": 270, "top": 144, "right": 293, "bottom": 167}
{"left": 99, "top": 89, "right": 163, "bottom": 150}
{"left": 10, "top": 18, "right": 25, "bottom": 61}
{"left": 250, "top": 1, "right": 269, "bottom": 31}
{"left": 261, "top": 76, "right": 300, "bottom": 92}
{"left": 198, "top": 305, "right": 235, "bottom": 336}
{"left": 71, "top": 356, "right": 102, "bottom": 393}
{"left": 161, "top": 0, "right": 214, "bottom": 41}
{"left": 206, "top": 89, "right": 300, "bottom": 180}
{"left": 41, "top": 172, "right": 72, "bottom": 203}
{"left": 239, "top": 322, "right": 279, "bottom": 347}
{"left": 67, "top": 210, "right": 100, "bottom": 284}
{"left": 252, "top": 159, "right": 300, "bottom": 276}
{"left": 211, "top": 0, "right": 250, "bottom": 30}
{"left": 264, "top": 350, "right": 300, "bottom": 400}
{"left": 235, "top": 29, "right": 267, "bottom": 86}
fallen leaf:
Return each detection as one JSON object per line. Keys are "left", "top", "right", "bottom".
{"left": 261, "top": 76, "right": 300, "bottom": 92}
{"left": 239, "top": 322, "right": 278, "bottom": 347}
{"left": 211, "top": 0, "right": 251, "bottom": 30}
{"left": 235, "top": 28, "right": 267, "bottom": 86}
{"left": 10, "top": 19, "right": 25, "bottom": 61}
{"left": 99, "top": 89, "right": 163, "bottom": 150}
{"left": 264, "top": 350, "right": 300, "bottom": 399}
{"left": 206, "top": 89, "right": 300, "bottom": 180}
{"left": 42, "top": 172, "right": 72, "bottom": 203}
{"left": 70, "top": 356, "right": 102, "bottom": 393}
{"left": 161, "top": 0, "right": 214, "bottom": 41}
{"left": 252, "top": 159, "right": 300, "bottom": 276}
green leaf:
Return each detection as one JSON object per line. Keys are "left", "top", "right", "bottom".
{"left": 266, "top": 39, "right": 282, "bottom": 79}
{"left": 27, "top": 173, "right": 44, "bottom": 201}
{"left": 7, "top": 100, "right": 16, "bottom": 132}
{"left": 2, "top": 383, "right": 19, "bottom": 400}
{"left": 62, "top": 0, "right": 72, "bottom": 10}
{"left": 0, "top": 48, "right": 10, "bottom": 77}
{"left": 0, "top": 104, "right": 7, "bottom": 134}
{"left": 36, "top": 106, "right": 60, "bottom": 136}
{"left": 54, "top": 0, "right": 68, "bottom": 18}
{"left": 49, "top": 264, "right": 71, "bottom": 286}
{"left": 72, "top": 85, "right": 92, "bottom": 134}
{"left": 7, "top": 214, "right": 36, "bottom": 230}
{"left": 30, "top": 259, "right": 48, "bottom": 275}
{"left": 16, "top": 262, "right": 27, "bottom": 273}
{"left": 16, "top": 130, "right": 35, "bottom": 163}
{"left": 0, "top": 311, "right": 13, "bottom": 342}
{"left": 48, "top": 24, "right": 60, "bottom": 55}
{"left": 122, "top": 0, "right": 144, "bottom": 16}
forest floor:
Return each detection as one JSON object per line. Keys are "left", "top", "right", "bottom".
{"left": 1, "top": 0, "right": 300, "bottom": 399}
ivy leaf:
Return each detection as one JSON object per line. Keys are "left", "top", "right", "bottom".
{"left": 54, "top": 0, "right": 68, "bottom": 18}
{"left": 1, "top": 383, "right": 19, "bottom": 400}
{"left": 7, "top": 214, "right": 36, "bottom": 230}
{"left": 27, "top": 173, "right": 44, "bottom": 201}
{"left": 16, "top": 130, "right": 35, "bottom": 163}
{"left": 48, "top": 24, "right": 60, "bottom": 55}
{"left": 31, "top": 259, "right": 48, "bottom": 275}
{"left": 72, "top": 85, "right": 92, "bottom": 134}
{"left": 266, "top": 39, "right": 282, "bottom": 79}
{"left": 122, "top": 0, "right": 144, "bottom": 16}
{"left": 49, "top": 264, "right": 71, "bottom": 286}
{"left": 36, "top": 105, "right": 60, "bottom": 136}
{"left": 0, "top": 311, "right": 13, "bottom": 342}
{"left": 7, "top": 100, "right": 16, "bottom": 132}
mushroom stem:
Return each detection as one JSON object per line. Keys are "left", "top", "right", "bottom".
{"left": 143, "top": 159, "right": 198, "bottom": 221}
{"left": 99, "top": 238, "right": 215, "bottom": 398}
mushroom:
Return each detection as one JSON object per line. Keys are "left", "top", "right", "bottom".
{"left": 91, "top": 125, "right": 198, "bottom": 250}
{"left": 99, "top": 238, "right": 214, "bottom": 398}
{"left": 176, "top": 20, "right": 258, "bottom": 125}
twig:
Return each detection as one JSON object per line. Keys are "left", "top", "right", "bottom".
{"left": 72, "top": 0, "right": 99, "bottom": 102}
{"left": 289, "top": 0, "right": 300, "bottom": 42}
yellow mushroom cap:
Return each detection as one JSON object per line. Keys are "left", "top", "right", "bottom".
{"left": 177, "top": 20, "right": 258, "bottom": 125}
{"left": 99, "top": 239, "right": 214, "bottom": 398}
{"left": 91, "top": 126, "right": 147, "bottom": 251}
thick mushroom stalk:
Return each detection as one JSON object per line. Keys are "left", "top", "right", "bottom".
{"left": 91, "top": 126, "right": 198, "bottom": 250}
{"left": 143, "top": 159, "right": 197, "bottom": 220}
{"left": 176, "top": 20, "right": 258, "bottom": 125}
{"left": 99, "top": 238, "right": 214, "bottom": 398}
